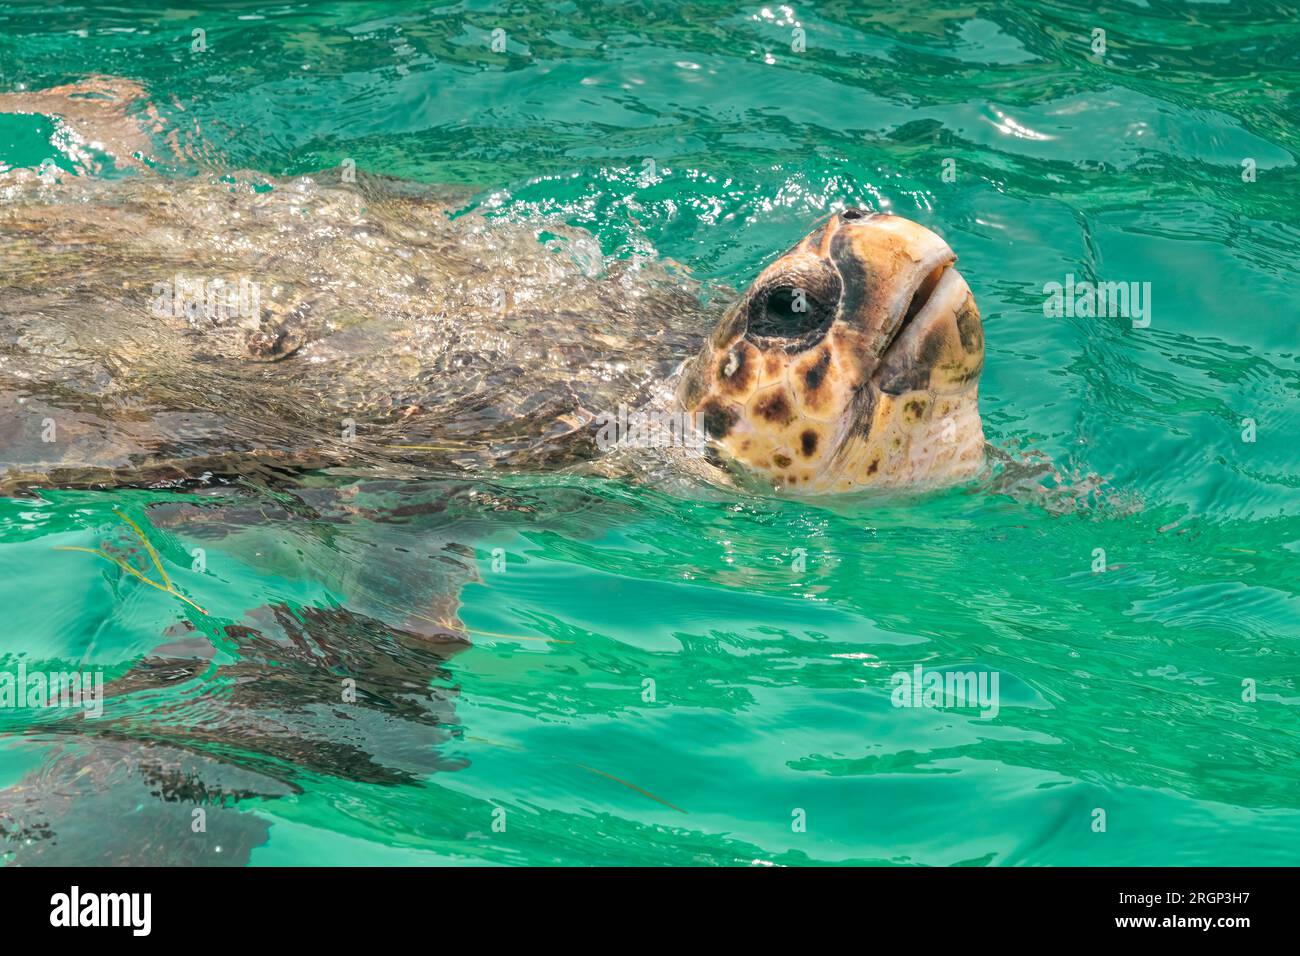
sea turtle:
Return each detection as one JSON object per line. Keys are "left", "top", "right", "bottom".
{"left": 0, "top": 77, "right": 985, "bottom": 497}
{"left": 0, "top": 78, "right": 986, "bottom": 864}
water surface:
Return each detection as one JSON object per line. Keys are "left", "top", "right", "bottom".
{"left": 0, "top": 0, "right": 1297, "bottom": 865}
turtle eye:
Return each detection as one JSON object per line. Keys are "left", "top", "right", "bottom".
{"left": 744, "top": 257, "right": 842, "bottom": 347}
{"left": 765, "top": 287, "right": 814, "bottom": 325}
{"left": 748, "top": 281, "right": 836, "bottom": 340}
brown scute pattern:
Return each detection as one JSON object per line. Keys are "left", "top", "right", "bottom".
{"left": 800, "top": 429, "right": 818, "bottom": 456}
{"left": 716, "top": 343, "right": 756, "bottom": 396}
{"left": 752, "top": 388, "right": 795, "bottom": 425}
{"left": 773, "top": 453, "right": 792, "bottom": 468}
{"left": 699, "top": 398, "right": 739, "bottom": 439}
{"left": 956, "top": 298, "right": 983, "bottom": 354}
{"left": 802, "top": 349, "right": 831, "bottom": 391}
{"left": 830, "top": 325, "right": 871, "bottom": 378}
{"left": 794, "top": 347, "right": 835, "bottom": 413}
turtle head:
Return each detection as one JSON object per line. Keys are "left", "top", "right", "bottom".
{"left": 676, "top": 208, "right": 985, "bottom": 494}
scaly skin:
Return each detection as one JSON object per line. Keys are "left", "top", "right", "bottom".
{"left": 676, "top": 210, "right": 985, "bottom": 494}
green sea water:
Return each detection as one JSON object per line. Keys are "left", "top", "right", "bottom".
{"left": 1, "top": 0, "right": 1298, "bottom": 866}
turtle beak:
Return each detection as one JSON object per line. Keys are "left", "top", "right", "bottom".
{"left": 826, "top": 209, "right": 958, "bottom": 375}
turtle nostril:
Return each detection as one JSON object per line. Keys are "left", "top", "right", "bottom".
{"left": 840, "top": 207, "right": 867, "bottom": 221}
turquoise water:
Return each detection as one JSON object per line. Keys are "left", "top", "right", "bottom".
{"left": 1, "top": 1, "right": 1298, "bottom": 865}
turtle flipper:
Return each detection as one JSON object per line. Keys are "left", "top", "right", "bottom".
{"left": 1, "top": 483, "right": 476, "bottom": 864}
{"left": 109, "top": 600, "right": 471, "bottom": 788}
{"left": 0, "top": 73, "right": 233, "bottom": 172}
{"left": 113, "top": 483, "right": 478, "bottom": 787}
{"left": 0, "top": 75, "right": 163, "bottom": 171}
{"left": 0, "top": 738, "right": 277, "bottom": 866}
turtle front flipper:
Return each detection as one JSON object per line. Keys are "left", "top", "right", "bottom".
{"left": 0, "top": 73, "right": 231, "bottom": 172}
{"left": 0, "top": 483, "right": 476, "bottom": 865}
{"left": 131, "top": 482, "right": 479, "bottom": 785}
{"left": 0, "top": 75, "right": 159, "bottom": 172}
{"left": 0, "top": 738, "right": 278, "bottom": 866}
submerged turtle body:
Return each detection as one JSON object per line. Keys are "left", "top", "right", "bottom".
{"left": 0, "top": 77, "right": 989, "bottom": 864}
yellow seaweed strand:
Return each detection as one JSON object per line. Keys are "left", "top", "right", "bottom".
{"left": 55, "top": 515, "right": 207, "bottom": 615}
{"left": 576, "top": 763, "right": 689, "bottom": 814}
{"left": 113, "top": 507, "right": 172, "bottom": 588}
